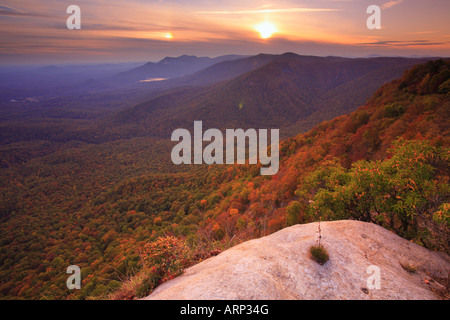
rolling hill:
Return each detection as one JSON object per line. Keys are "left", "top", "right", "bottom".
{"left": 108, "top": 53, "right": 435, "bottom": 140}
{"left": 115, "top": 54, "right": 246, "bottom": 84}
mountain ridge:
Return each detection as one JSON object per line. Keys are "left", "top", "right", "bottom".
{"left": 107, "top": 54, "right": 436, "bottom": 140}
{"left": 115, "top": 54, "right": 247, "bottom": 83}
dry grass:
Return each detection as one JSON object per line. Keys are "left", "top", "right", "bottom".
{"left": 309, "top": 245, "right": 329, "bottom": 265}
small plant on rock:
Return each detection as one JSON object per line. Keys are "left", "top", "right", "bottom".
{"left": 309, "top": 217, "right": 329, "bottom": 265}
{"left": 400, "top": 263, "right": 417, "bottom": 273}
{"left": 309, "top": 245, "right": 329, "bottom": 265}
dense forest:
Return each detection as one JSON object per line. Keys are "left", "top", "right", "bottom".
{"left": 0, "top": 58, "right": 448, "bottom": 299}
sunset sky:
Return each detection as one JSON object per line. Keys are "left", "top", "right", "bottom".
{"left": 1, "top": 0, "right": 449, "bottom": 65}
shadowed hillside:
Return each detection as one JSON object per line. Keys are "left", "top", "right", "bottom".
{"left": 106, "top": 54, "right": 434, "bottom": 140}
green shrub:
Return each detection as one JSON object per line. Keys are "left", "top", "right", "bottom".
{"left": 400, "top": 263, "right": 417, "bottom": 273}
{"left": 301, "top": 139, "right": 450, "bottom": 251}
{"left": 309, "top": 245, "right": 329, "bottom": 265}
{"left": 286, "top": 201, "right": 302, "bottom": 226}
{"left": 385, "top": 103, "right": 405, "bottom": 118}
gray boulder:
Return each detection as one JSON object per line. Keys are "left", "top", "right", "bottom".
{"left": 145, "top": 220, "right": 449, "bottom": 300}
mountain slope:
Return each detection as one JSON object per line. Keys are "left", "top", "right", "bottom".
{"left": 188, "top": 58, "right": 450, "bottom": 250}
{"left": 164, "top": 53, "right": 290, "bottom": 87}
{"left": 0, "top": 59, "right": 448, "bottom": 300}
{"left": 110, "top": 60, "right": 449, "bottom": 300}
{"left": 110, "top": 54, "right": 279, "bottom": 93}
{"left": 109, "top": 54, "right": 435, "bottom": 139}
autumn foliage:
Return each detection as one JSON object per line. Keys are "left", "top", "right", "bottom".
{"left": 0, "top": 59, "right": 449, "bottom": 299}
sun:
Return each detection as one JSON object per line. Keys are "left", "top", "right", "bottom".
{"left": 164, "top": 32, "right": 173, "bottom": 40}
{"left": 255, "top": 22, "right": 277, "bottom": 39}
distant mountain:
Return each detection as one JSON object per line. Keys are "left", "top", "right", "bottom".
{"left": 165, "top": 53, "right": 284, "bottom": 87}
{"left": 115, "top": 54, "right": 246, "bottom": 84}
{"left": 108, "top": 53, "right": 435, "bottom": 139}
{"left": 115, "top": 53, "right": 281, "bottom": 93}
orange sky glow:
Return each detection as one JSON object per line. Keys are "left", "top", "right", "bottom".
{"left": 0, "top": 0, "right": 449, "bottom": 64}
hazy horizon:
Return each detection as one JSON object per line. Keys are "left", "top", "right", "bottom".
{"left": 1, "top": 52, "right": 448, "bottom": 69}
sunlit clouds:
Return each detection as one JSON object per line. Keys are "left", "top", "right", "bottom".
{"left": 0, "top": 0, "right": 449, "bottom": 64}
{"left": 381, "top": 0, "right": 404, "bottom": 10}
{"left": 194, "top": 7, "right": 340, "bottom": 14}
